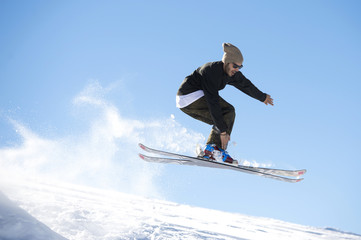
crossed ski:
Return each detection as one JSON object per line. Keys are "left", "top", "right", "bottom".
{"left": 138, "top": 143, "right": 306, "bottom": 183}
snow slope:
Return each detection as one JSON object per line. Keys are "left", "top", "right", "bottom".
{"left": 0, "top": 191, "right": 66, "bottom": 240}
{"left": 1, "top": 178, "right": 360, "bottom": 240}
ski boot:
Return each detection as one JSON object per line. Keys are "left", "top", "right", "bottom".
{"left": 199, "top": 144, "right": 238, "bottom": 165}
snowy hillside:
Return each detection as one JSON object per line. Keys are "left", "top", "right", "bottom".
{"left": 0, "top": 191, "right": 66, "bottom": 240}
{"left": 1, "top": 178, "right": 360, "bottom": 240}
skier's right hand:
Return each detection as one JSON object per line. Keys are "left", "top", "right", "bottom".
{"left": 220, "top": 132, "right": 230, "bottom": 150}
{"left": 264, "top": 94, "right": 274, "bottom": 106}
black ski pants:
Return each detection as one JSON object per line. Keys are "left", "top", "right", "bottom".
{"left": 180, "top": 96, "right": 235, "bottom": 149}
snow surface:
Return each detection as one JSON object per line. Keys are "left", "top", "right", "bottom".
{"left": 0, "top": 178, "right": 360, "bottom": 240}
{"left": 0, "top": 191, "right": 66, "bottom": 240}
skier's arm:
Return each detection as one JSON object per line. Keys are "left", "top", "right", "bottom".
{"left": 202, "top": 86, "right": 228, "bottom": 133}
{"left": 201, "top": 71, "right": 228, "bottom": 133}
{"left": 229, "top": 72, "right": 267, "bottom": 102}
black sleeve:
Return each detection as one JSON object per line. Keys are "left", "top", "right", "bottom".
{"left": 229, "top": 72, "right": 267, "bottom": 102}
{"left": 200, "top": 69, "right": 228, "bottom": 133}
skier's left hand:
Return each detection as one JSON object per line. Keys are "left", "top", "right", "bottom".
{"left": 264, "top": 94, "right": 274, "bottom": 106}
{"left": 220, "top": 132, "right": 230, "bottom": 150}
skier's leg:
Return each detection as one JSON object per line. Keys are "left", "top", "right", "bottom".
{"left": 180, "top": 96, "right": 214, "bottom": 125}
{"left": 206, "top": 97, "right": 235, "bottom": 148}
{"left": 180, "top": 97, "right": 222, "bottom": 147}
{"left": 219, "top": 97, "right": 236, "bottom": 136}
{"left": 180, "top": 96, "right": 235, "bottom": 149}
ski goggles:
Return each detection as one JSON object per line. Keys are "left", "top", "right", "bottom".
{"left": 233, "top": 63, "right": 243, "bottom": 69}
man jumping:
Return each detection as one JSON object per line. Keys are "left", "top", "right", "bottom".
{"left": 176, "top": 43, "right": 273, "bottom": 165}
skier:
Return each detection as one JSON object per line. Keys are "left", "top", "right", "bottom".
{"left": 176, "top": 43, "right": 273, "bottom": 165}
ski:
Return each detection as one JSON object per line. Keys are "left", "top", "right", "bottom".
{"left": 138, "top": 143, "right": 305, "bottom": 183}
{"left": 139, "top": 143, "right": 306, "bottom": 177}
{"left": 139, "top": 154, "right": 302, "bottom": 183}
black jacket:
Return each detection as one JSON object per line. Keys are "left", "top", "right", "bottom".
{"left": 177, "top": 61, "right": 267, "bottom": 133}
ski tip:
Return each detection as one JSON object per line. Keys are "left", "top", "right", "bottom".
{"left": 139, "top": 143, "right": 146, "bottom": 150}
{"left": 138, "top": 153, "right": 145, "bottom": 159}
{"left": 295, "top": 178, "right": 304, "bottom": 183}
{"left": 298, "top": 169, "right": 307, "bottom": 175}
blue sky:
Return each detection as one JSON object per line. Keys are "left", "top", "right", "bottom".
{"left": 1, "top": 0, "right": 361, "bottom": 234}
